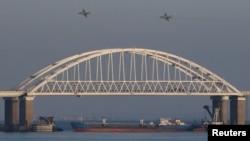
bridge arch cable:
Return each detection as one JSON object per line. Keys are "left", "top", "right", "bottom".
{"left": 13, "top": 48, "right": 241, "bottom": 96}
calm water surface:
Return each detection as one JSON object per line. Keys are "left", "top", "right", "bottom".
{"left": 0, "top": 121, "right": 207, "bottom": 141}
{"left": 0, "top": 131, "right": 207, "bottom": 141}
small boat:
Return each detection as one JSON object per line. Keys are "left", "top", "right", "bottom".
{"left": 31, "top": 116, "right": 63, "bottom": 132}
{"left": 71, "top": 117, "right": 193, "bottom": 132}
{"left": 192, "top": 119, "right": 209, "bottom": 131}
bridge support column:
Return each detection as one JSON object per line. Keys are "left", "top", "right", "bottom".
{"left": 210, "top": 96, "right": 228, "bottom": 124}
{"left": 230, "top": 96, "right": 246, "bottom": 125}
{"left": 3, "top": 97, "right": 19, "bottom": 131}
{"left": 19, "top": 96, "right": 34, "bottom": 131}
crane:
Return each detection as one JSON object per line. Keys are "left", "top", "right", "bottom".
{"left": 203, "top": 105, "right": 223, "bottom": 125}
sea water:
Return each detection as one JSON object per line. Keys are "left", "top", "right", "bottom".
{"left": 0, "top": 120, "right": 207, "bottom": 141}
{"left": 0, "top": 131, "right": 207, "bottom": 141}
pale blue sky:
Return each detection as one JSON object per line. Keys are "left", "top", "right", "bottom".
{"left": 0, "top": 0, "right": 250, "bottom": 121}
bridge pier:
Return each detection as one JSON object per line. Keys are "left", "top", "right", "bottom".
{"left": 3, "top": 97, "right": 19, "bottom": 131}
{"left": 210, "top": 95, "right": 246, "bottom": 125}
{"left": 210, "top": 96, "right": 228, "bottom": 124}
{"left": 19, "top": 96, "right": 35, "bottom": 131}
{"left": 230, "top": 96, "right": 246, "bottom": 125}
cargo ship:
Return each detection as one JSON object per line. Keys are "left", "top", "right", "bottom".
{"left": 71, "top": 117, "right": 193, "bottom": 132}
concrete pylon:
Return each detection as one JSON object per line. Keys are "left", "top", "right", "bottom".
{"left": 3, "top": 97, "right": 19, "bottom": 131}
{"left": 19, "top": 96, "right": 35, "bottom": 131}
{"left": 220, "top": 96, "right": 229, "bottom": 124}
{"left": 230, "top": 96, "right": 246, "bottom": 125}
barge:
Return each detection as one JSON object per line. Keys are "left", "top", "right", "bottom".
{"left": 31, "top": 116, "right": 63, "bottom": 132}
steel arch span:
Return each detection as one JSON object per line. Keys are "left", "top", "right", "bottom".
{"left": 13, "top": 48, "right": 241, "bottom": 96}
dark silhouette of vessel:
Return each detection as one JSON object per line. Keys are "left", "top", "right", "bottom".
{"left": 71, "top": 117, "right": 193, "bottom": 132}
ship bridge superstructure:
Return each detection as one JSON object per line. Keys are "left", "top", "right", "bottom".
{"left": 13, "top": 48, "right": 241, "bottom": 96}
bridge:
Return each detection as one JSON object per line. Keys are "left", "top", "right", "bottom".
{"left": 0, "top": 48, "right": 248, "bottom": 131}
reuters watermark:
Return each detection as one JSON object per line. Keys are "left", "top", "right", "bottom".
{"left": 208, "top": 125, "right": 250, "bottom": 140}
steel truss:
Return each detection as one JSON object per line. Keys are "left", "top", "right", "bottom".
{"left": 13, "top": 48, "right": 241, "bottom": 96}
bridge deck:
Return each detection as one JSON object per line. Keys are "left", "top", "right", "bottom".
{"left": 0, "top": 91, "right": 25, "bottom": 97}
{"left": 0, "top": 90, "right": 249, "bottom": 97}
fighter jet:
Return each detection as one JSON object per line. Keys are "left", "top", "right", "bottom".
{"left": 160, "top": 13, "right": 172, "bottom": 21}
{"left": 78, "top": 8, "right": 90, "bottom": 18}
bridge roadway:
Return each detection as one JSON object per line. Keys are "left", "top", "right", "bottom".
{"left": 241, "top": 91, "right": 250, "bottom": 96}
{"left": 0, "top": 90, "right": 250, "bottom": 97}
{"left": 0, "top": 91, "right": 25, "bottom": 97}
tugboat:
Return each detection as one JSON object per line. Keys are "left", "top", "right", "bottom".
{"left": 31, "top": 116, "right": 63, "bottom": 132}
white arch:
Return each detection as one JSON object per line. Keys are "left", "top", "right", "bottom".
{"left": 13, "top": 48, "right": 241, "bottom": 96}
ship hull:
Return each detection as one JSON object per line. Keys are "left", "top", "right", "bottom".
{"left": 71, "top": 122, "right": 193, "bottom": 132}
{"left": 73, "top": 128, "right": 192, "bottom": 132}
{"left": 192, "top": 126, "right": 207, "bottom": 132}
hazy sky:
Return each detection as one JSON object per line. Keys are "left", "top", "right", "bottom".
{"left": 0, "top": 0, "right": 250, "bottom": 121}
